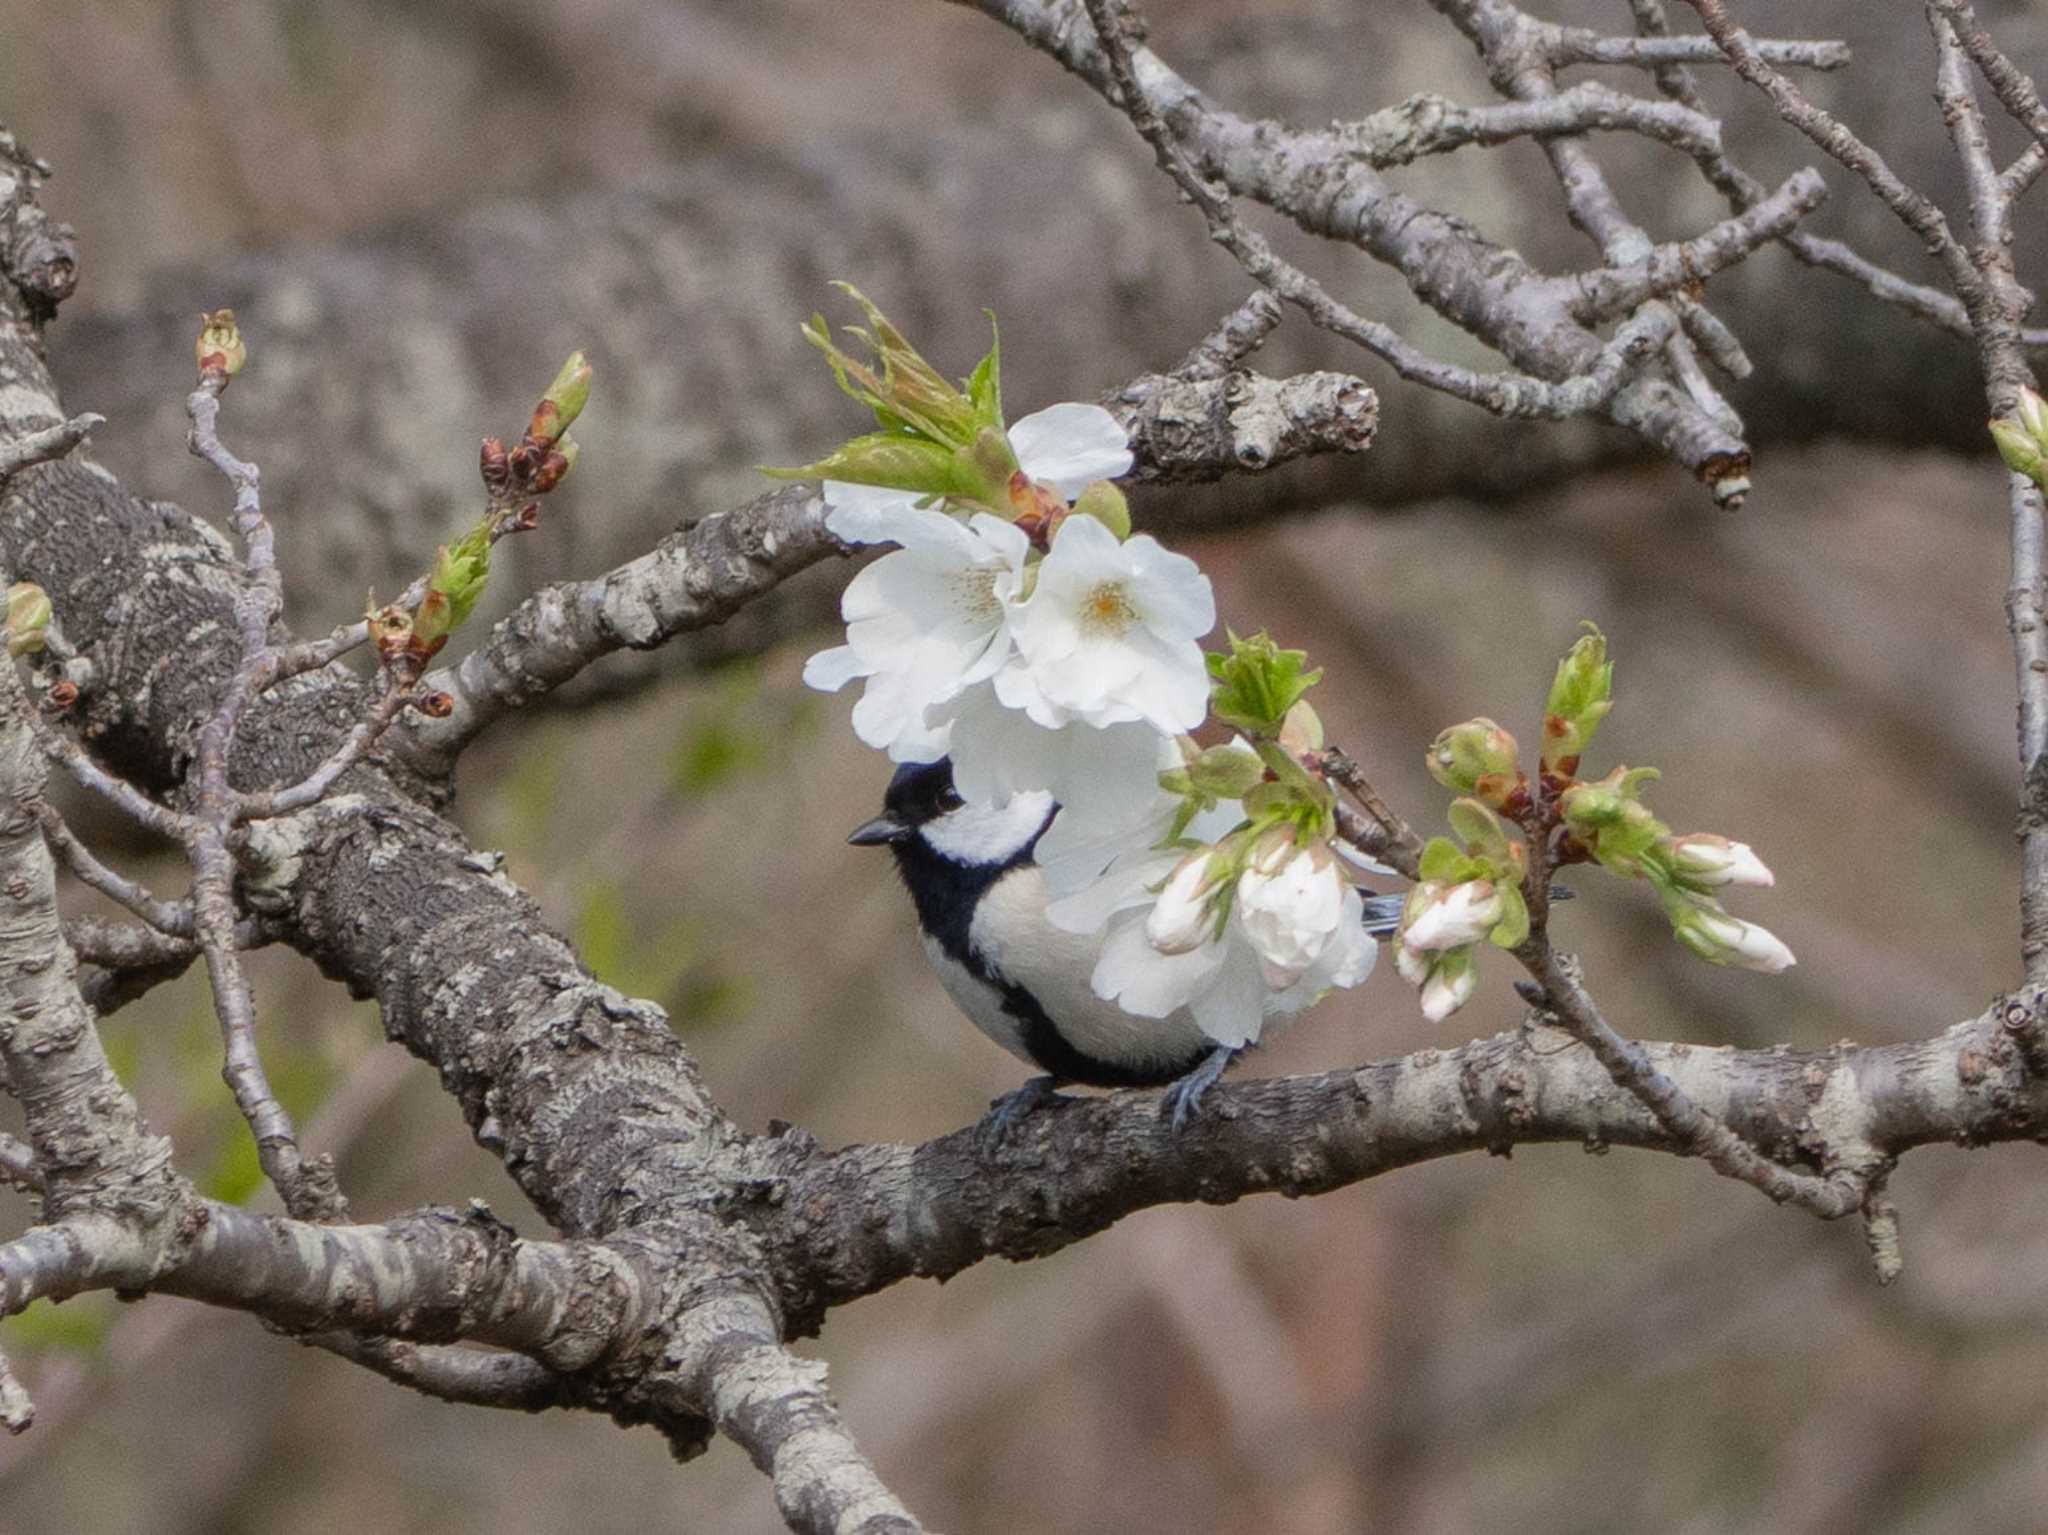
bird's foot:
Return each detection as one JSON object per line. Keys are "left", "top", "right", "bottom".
{"left": 978, "top": 1075, "right": 1062, "bottom": 1151}
{"left": 1160, "top": 1045, "right": 1244, "bottom": 1131}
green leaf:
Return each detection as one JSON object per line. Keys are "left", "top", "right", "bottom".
{"left": 1445, "top": 798, "right": 1511, "bottom": 864}
{"left": 1488, "top": 882, "right": 1530, "bottom": 949}
{"left": 1209, "top": 630, "right": 1324, "bottom": 736}
{"left": 416, "top": 523, "right": 492, "bottom": 646}
{"left": 966, "top": 311, "right": 1003, "bottom": 432}
{"left": 1418, "top": 837, "right": 1467, "bottom": 883}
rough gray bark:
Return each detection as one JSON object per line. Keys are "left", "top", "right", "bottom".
{"left": 8, "top": 3, "right": 2048, "bottom": 1527}
{"left": 40, "top": 3, "right": 2040, "bottom": 630}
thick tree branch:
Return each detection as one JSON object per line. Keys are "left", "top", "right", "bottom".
{"left": 978, "top": 0, "right": 1842, "bottom": 502}
{"left": 399, "top": 483, "right": 841, "bottom": 775}
{"left": 759, "top": 994, "right": 2047, "bottom": 1324}
{"left": 669, "top": 1290, "right": 924, "bottom": 1535}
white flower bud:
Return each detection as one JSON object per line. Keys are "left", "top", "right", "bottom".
{"left": 1674, "top": 902, "right": 1797, "bottom": 973}
{"left": 1401, "top": 879, "right": 1503, "bottom": 953}
{"left": 1418, "top": 955, "right": 1479, "bottom": 1023}
{"left": 1145, "top": 849, "right": 1223, "bottom": 955}
{"left": 1668, "top": 833, "right": 1774, "bottom": 889}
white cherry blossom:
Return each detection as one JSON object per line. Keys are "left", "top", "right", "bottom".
{"left": 1005, "top": 513, "right": 1214, "bottom": 735}
{"left": 1090, "top": 889, "right": 1376, "bottom": 1047}
{"left": 801, "top": 507, "right": 1029, "bottom": 761}
{"left": 820, "top": 401, "right": 1132, "bottom": 543}
{"left": 1235, "top": 841, "right": 1348, "bottom": 989}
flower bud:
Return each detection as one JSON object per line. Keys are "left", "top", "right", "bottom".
{"left": 1665, "top": 833, "right": 1774, "bottom": 889}
{"left": 1992, "top": 418, "right": 2046, "bottom": 484}
{"left": 1418, "top": 948, "right": 1479, "bottom": 1023}
{"left": 2020, "top": 384, "right": 2048, "bottom": 442}
{"left": 1146, "top": 849, "right": 1226, "bottom": 954}
{"left": 529, "top": 435, "right": 578, "bottom": 495}
{"left": 1558, "top": 782, "right": 1622, "bottom": 827}
{"left": 1279, "top": 699, "right": 1324, "bottom": 753}
{"left": 1670, "top": 897, "right": 1796, "bottom": 973}
{"left": 527, "top": 352, "right": 592, "bottom": 447}
{"left": 195, "top": 309, "right": 246, "bottom": 378}
{"left": 1543, "top": 624, "right": 1614, "bottom": 773}
{"left": 1426, "top": 718, "right": 1520, "bottom": 794}
{"left": 1402, "top": 878, "right": 1503, "bottom": 952}
{"left": 1069, "top": 479, "right": 1131, "bottom": 540}
{"left": 480, "top": 436, "right": 512, "bottom": 497}
{"left": 1180, "top": 739, "right": 1266, "bottom": 801}
{"left": 5, "top": 582, "right": 50, "bottom": 657}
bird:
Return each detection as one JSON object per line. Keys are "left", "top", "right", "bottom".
{"left": 848, "top": 755, "right": 1414, "bottom": 1136}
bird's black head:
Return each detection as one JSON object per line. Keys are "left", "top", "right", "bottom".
{"left": 847, "top": 757, "right": 1055, "bottom": 872}
{"left": 846, "top": 759, "right": 965, "bottom": 847}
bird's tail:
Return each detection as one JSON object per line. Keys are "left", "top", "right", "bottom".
{"left": 1359, "top": 886, "right": 1574, "bottom": 939}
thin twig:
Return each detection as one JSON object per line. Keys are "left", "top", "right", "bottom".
{"left": 24, "top": 709, "right": 193, "bottom": 842}
{"left": 1077, "top": 0, "right": 1672, "bottom": 423}
{"left": 237, "top": 677, "right": 412, "bottom": 821}
{"left": 1515, "top": 943, "right": 1865, "bottom": 1219}
{"left": 297, "top": 1334, "right": 578, "bottom": 1412}
{"left": 1545, "top": 29, "right": 1849, "bottom": 71}
{"left": 40, "top": 810, "right": 192, "bottom": 935}
{"left": 1171, "top": 290, "right": 1284, "bottom": 381}
{"left": 185, "top": 353, "right": 340, "bottom": 1223}
{"left": 1316, "top": 748, "right": 1426, "bottom": 880}
{"left": 0, "top": 412, "right": 102, "bottom": 486}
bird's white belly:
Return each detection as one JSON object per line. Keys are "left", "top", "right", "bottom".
{"left": 921, "top": 931, "right": 1034, "bottom": 1064}
{"left": 953, "top": 867, "right": 1215, "bottom": 1075}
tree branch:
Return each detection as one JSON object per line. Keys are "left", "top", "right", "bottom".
{"left": 759, "top": 994, "right": 2047, "bottom": 1326}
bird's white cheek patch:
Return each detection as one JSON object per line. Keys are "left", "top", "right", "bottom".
{"left": 919, "top": 791, "right": 1056, "bottom": 865}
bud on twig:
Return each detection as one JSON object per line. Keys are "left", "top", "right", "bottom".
{"left": 526, "top": 352, "right": 593, "bottom": 449}
{"left": 5, "top": 582, "right": 50, "bottom": 657}
{"left": 1993, "top": 386, "right": 2048, "bottom": 489}
{"left": 1664, "top": 833, "right": 1775, "bottom": 890}
{"left": 1070, "top": 479, "right": 1132, "bottom": 540}
{"left": 1543, "top": 623, "right": 1614, "bottom": 775}
{"left": 195, "top": 309, "right": 246, "bottom": 379}
{"left": 1426, "top": 717, "right": 1524, "bottom": 809}
{"left": 1146, "top": 847, "right": 1230, "bottom": 954}
{"left": 480, "top": 437, "right": 512, "bottom": 497}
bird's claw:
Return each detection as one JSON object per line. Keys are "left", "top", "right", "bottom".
{"left": 978, "top": 1075, "right": 1061, "bottom": 1151}
{"left": 1160, "top": 1045, "right": 1243, "bottom": 1131}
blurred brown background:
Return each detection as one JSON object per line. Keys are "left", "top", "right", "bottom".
{"left": 2, "top": 1, "right": 2044, "bottom": 1532}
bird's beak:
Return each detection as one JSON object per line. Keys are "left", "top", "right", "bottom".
{"left": 847, "top": 813, "right": 910, "bottom": 847}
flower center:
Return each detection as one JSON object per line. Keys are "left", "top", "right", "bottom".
{"left": 1080, "top": 580, "right": 1136, "bottom": 636}
{"left": 951, "top": 566, "right": 1003, "bottom": 625}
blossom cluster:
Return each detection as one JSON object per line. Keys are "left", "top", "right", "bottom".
{"left": 784, "top": 287, "right": 1376, "bottom": 1046}
{"left": 786, "top": 289, "right": 1796, "bottom": 1043}
{"left": 1390, "top": 627, "right": 1794, "bottom": 1020}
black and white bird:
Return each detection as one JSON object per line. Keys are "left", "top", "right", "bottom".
{"left": 850, "top": 756, "right": 1410, "bottom": 1133}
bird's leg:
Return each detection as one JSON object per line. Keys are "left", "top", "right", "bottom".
{"left": 978, "top": 1074, "right": 1063, "bottom": 1149}
{"left": 1161, "top": 1044, "right": 1244, "bottom": 1130}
